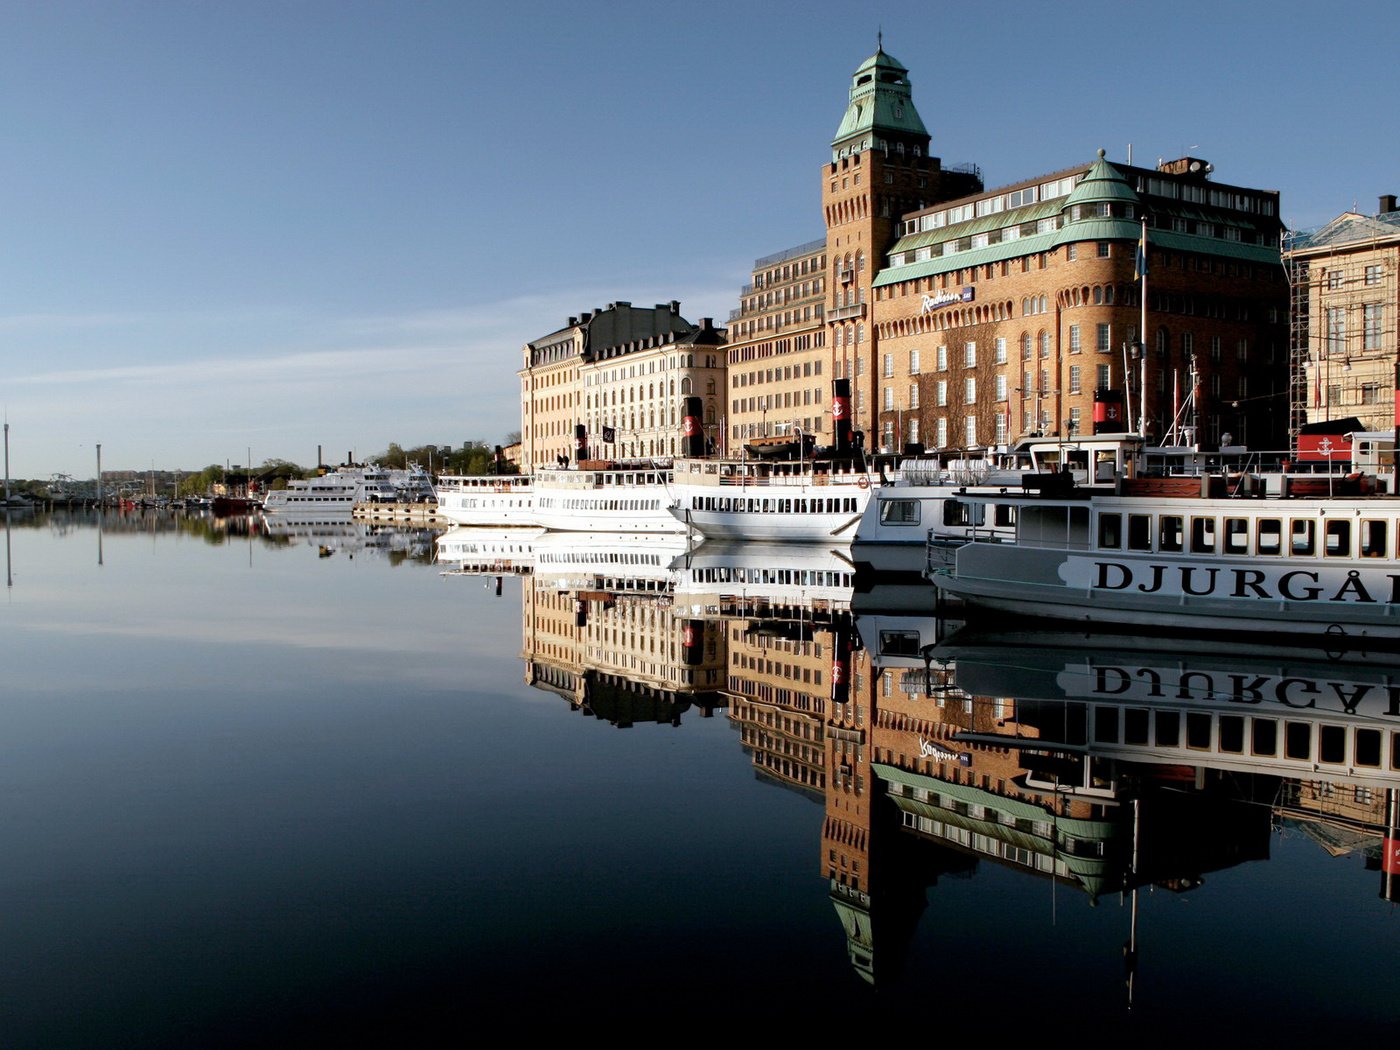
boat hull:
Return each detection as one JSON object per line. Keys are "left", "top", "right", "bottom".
{"left": 933, "top": 541, "right": 1400, "bottom": 644}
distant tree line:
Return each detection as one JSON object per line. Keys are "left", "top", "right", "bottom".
{"left": 371, "top": 440, "right": 518, "bottom": 476}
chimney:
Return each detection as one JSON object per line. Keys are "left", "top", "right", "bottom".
{"left": 568, "top": 316, "right": 578, "bottom": 326}
{"left": 1380, "top": 195, "right": 1397, "bottom": 215}
{"left": 700, "top": 317, "right": 714, "bottom": 331}
{"left": 670, "top": 300, "right": 680, "bottom": 313}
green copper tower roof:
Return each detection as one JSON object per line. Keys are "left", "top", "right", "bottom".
{"left": 831, "top": 46, "right": 930, "bottom": 161}
{"left": 1062, "top": 149, "right": 1140, "bottom": 211}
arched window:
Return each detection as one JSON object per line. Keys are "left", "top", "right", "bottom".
{"left": 681, "top": 377, "right": 692, "bottom": 395}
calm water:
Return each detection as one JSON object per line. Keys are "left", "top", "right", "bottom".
{"left": 1, "top": 510, "right": 1397, "bottom": 1043}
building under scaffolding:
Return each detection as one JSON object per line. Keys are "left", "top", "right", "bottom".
{"left": 1284, "top": 197, "right": 1400, "bottom": 449}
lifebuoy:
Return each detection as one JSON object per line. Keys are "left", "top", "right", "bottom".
{"left": 857, "top": 475, "right": 870, "bottom": 489}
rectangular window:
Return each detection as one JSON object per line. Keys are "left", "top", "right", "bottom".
{"left": 994, "top": 412, "right": 1008, "bottom": 443}
{"left": 910, "top": 348, "right": 921, "bottom": 374}
{"left": 936, "top": 380, "right": 947, "bottom": 406}
{"left": 964, "top": 377, "right": 976, "bottom": 404}
{"left": 965, "top": 416, "right": 977, "bottom": 446}
{"left": 1097, "top": 364, "right": 1110, "bottom": 390}
{"left": 1097, "top": 323, "right": 1110, "bottom": 353}
{"left": 995, "top": 338, "right": 1007, "bottom": 364}
{"left": 1068, "top": 406, "right": 1081, "bottom": 434}
{"left": 936, "top": 345, "right": 947, "bottom": 371}
{"left": 1327, "top": 306, "right": 1346, "bottom": 352}
{"left": 1069, "top": 325, "right": 1081, "bottom": 353}
{"left": 964, "top": 342, "right": 977, "bottom": 368}
{"left": 995, "top": 375, "right": 1007, "bottom": 401}
{"left": 883, "top": 386, "right": 894, "bottom": 410}
{"left": 1365, "top": 264, "right": 1381, "bottom": 286}
{"left": 1098, "top": 513, "right": 1122, "bottom": 549}
{"left": 910, "top": 384, "right": 920, "bottom": 409}
{"left": 1365, "top": 304, "right": 1383, "bottom": 349}
{"left": 1097, "top": 242, "right": 1110, "bottom": 258}
{"left": 1069, "top": 365, "right": 1082, "bottom": 394}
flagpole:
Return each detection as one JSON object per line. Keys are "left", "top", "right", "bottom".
{"left": 1138, "top": 216, "right": 1148, "bottom": 437}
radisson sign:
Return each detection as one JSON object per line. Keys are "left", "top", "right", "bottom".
{"left": 920, "top": 287, "right": 974, "bottom": 314}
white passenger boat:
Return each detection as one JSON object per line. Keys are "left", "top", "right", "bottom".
{"left": 928, "top": 472, "right": 1400, "bottom": 644}
{"left": 666, "top": 453, "right": 874, "bottom": 542}
{"left": 434, "top": 474, "right": 535, "bottom": 527}
{"left": 853, "top": 434, "right": 1188, "bottom": 572}
{"left": 531, "top": 460, "right": 682, "bottom": 534}
{"left": 262, "top": 464, "right": 401, "bottom": 516}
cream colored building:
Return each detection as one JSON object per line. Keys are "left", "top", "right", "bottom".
{"left": 519, "top": 301, "right": 725, "bottom": 471}
{"left": 725, "top": 240, "right": 830, "bottom": 446}
{"left": 1285, "top": 198, "right": 1400, "bottom": 438}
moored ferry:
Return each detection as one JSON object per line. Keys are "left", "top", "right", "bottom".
{"left": 929, "top": 473, "right": 1400, "bottom": 644}
{"left": 434, "top": 474, "right": 536, "bottom": 527}
{"left": 667, "top": 453, "right": 874, "bottom": 542}
{"left": 531, "top": 459, "right": 682, "bottom": 534}
{"left": 263, "top": 464, "right": 402, "bottom": 516}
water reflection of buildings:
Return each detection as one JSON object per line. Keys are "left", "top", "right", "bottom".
{"left": 445, "top": 528, "right": 1400, "bottom": 991}
{"left": 519, "top": 533, "right": 725, "bottom": 727}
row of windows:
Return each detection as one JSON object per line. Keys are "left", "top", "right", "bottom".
{"left": 1098, "top": 511, "right": 1396, "bottom": 561}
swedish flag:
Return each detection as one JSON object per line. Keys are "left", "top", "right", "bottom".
{"left": 1134, "top": 236, "right": 1148, "bottom": 281}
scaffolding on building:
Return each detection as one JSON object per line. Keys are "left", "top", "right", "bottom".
{"left": 1284, "top": 211, "right": 1400, "bottom": 452}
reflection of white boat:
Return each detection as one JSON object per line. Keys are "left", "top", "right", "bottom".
{"left": 261, "top": 518, "right": 433, "bottom": 559}
{"left": 531, "top": 461, "right": 682, "bottom": 533}
{"left": 671, "top": 541, "right": 855, "bottom": 615}
{"left": 930, "top": 480, "right": 1400, "bottom": 644}
{"left": 436, "top": 526, "right": 541, "bottom": 575}
{"left": 531, "top": 531, "right": 689, "bottom": 594}
{"left": 434, "top": 475, "right": 535, "bottom": 527}
{"left": 934, "top": 628, "right": 1400, "bottom": 788}
{"left": 667, "top": 456, "right": 873, "bottom": 542}
{"left": 262, "top": 464, "right": 402, "bottom": 516}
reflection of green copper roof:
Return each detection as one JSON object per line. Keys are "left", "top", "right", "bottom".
{"left": 832, "top": 47, "right": 929, "bottom": 155}
{"left": 830, "top": 892, "right": 876, "bottom": 986}
{"left": 875, "top": 763, "right": 1120, "bottom": 897}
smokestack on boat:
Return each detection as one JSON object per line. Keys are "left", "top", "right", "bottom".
{"left": 681, "top": 396, "right": 705, "bottom": 458}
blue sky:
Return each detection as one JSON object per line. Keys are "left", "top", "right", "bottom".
{"left": 3, "top": 0, "right": 1396, "bottom": 478}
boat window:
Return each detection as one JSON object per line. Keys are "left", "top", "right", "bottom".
{"left": 1093, "top": 706, "right": 1118, "bottom": 743}
{"left": 1324, "top": 519, "right": 1351, "bottom": 557}
{"left": 1158, "top": 515, "right": 1185, "bottom": 553}
{"left": 1393, "top": 734, "right": 1400, "bottom": 772}
{"left": 1097, "top": 512, "right": 1122, "bottom": 550}
{"left": 1257, "top": 519, "right": 1282, "bottom": 556}
{"left": 1190, "top": 516, "right": 1216, "bottom": 554}
{"left": 1218, "top": 715, "right": 1244, "bottom": 753}
{"left": 1185, "top": 712, "right": 1211, "bottom": 749}
{"left": 1251, "top": 719, "right": 1277, "bottom": 756}
{"left": 1224, "top": 518, "right": 1249, "bottom": 555}
{"left": 1123, "top": 708, "right": 1149, "bottom": 745}
{"left": 1318, "top": 725, "right": 1346, "bottom": 765}
{"left": 943, "top": 501, "right": 983, "bottom": 527}
{"left": 1355, "top": 728, "right": 1382, "bottom": 768}
{"left": 1290, "top": 519, "right": 1315, "bottom": 557}
{"left": 881, "top": 500, "right": 920, "bottom": 526}
{"left": 1127, "top": 514, "right": 1152, "bottom": 551}
{"left": 1284, "top": 721, "right": 1312, "bottom": 761}
{"left": 1361, "top": 519, "right": 1388, "bottom": 558}
{"left": 1155, "top": 710, "right": 1179, "bottom": 746}
{"left": 994, "top": 504, "right": 1017, "bottom": 527}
